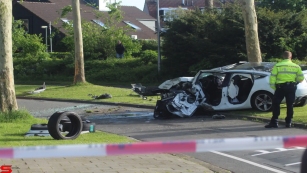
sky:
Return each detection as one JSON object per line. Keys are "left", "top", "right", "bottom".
{"left": 119, "top": 0, "right": 145, "bottom": 10}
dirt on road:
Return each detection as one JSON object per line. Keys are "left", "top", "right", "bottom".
{"left": 81, "top": 105, "right": 153, "bottom": 116}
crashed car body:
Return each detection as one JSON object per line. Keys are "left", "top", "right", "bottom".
{"left": 153, "top": 62, "right": 307, "bottom": 118}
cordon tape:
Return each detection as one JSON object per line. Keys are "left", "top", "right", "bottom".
{"left": 1, "top": 135, "right": 307, "bottom": 159}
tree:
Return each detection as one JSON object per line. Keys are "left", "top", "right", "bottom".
{"left": 0, "top": 0, "right": 18, "bottom": 111}
{"left": 257, "top": 0, "right": 307, "bottom": 12}
{"left": 72, "top": 0, "right": 86, "bottom": 84}
{"left": 13, "top": 20, "right": 47, "bottom": 60}
{"left": 61, "top": 2, "right": 141, "bottom": 60}
{"left": 239, "top": 0, "right": 262, "bottom": 62}
{"left": 205, "top": 0, "right": 214, "bottom": 9}
{"left": 161, "top": 8, "right": 245, "bottom": 76}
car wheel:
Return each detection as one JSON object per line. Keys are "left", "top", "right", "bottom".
{"left": 153, "top": 104, "right": 163, "bottom": 119}
{"left": 294, "top": 98, "right": 307, "bottom": 107}
{"left": 251, "top": 91, "right": 273, "bottom": 112}
{"left": 48, "top": 111, "right": 83, "bottom": 140}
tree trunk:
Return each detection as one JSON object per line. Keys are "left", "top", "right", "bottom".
{"left": 239, "top": 0, "right": 262, "bottom": 62}
{"left": 72, "top": 0, "right": 86, "bottom": 84}
{"left": 205, "top": 0, "right": 213, "bottom": 9}
{"left": 0, "top": 0, "right": 18, "bottom": 112}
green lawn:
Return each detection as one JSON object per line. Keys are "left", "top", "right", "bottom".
{"left": 15, "top": 82, "right": 158, "bottom": 106}
{"left": 231, "top": 104, "right": 307, "bottom": 124}
{"left": 0, "top": 109, "right": 135, "bottom": 147}
{"left": 0, "top": 122, "right": 135, "bottom": 147}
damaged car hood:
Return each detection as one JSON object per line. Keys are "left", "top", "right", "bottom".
{"left": 158, "top": 77, "right": 194, "bottom": 90}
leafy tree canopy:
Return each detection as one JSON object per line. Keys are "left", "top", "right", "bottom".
{"left": 257, "top": 0, "right": 307, "bottom": 12}
{"left": 161, "top": 2, "right": 307, "bottom": 77}
{"left": 60, "top": 2, "right": 141, "bottom": 60}
{"left": 12, "top": 19, "right": 48, "bottom": 60}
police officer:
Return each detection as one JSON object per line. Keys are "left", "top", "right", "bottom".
{"left": 265, "top": 51, "right": 305, "bottom": 128}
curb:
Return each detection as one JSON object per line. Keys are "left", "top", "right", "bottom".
{"left": 17, "top": 96, "right": 155, "bottom": 109}
{"left": 224, "top": 113, "right": 307, "bottom": 129}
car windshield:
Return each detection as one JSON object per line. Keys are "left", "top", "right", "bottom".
{"left": 228, "top": 62, "right": 276, "bottom": 72}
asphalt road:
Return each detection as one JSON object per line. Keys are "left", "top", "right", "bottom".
{"left": 18, "top": 98, "right": 306, "bottom": 173}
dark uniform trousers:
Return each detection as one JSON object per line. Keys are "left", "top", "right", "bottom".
{"left": 271, "top": 82, "right": 297, "bottom": 124}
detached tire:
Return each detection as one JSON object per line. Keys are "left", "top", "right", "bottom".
{"left": 48, "top": 111, "right": 83, "bottom": 140}
{"left": 31, "top": 124, "right": 48, "bottom": 130}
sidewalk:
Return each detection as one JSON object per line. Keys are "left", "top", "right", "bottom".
{"left": 1, "top": 154, "right": 220, "bottom": 173}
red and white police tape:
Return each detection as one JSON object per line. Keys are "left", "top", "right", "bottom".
{"left": 1, "top": 135, "right": 307, "bottom": 159}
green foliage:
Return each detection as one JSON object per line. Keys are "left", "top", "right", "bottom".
{"left": 132, "top": 40, "right": 157, "bottom": 57}
{"left": 161, "top": 2, "right": 307, "bottom": 77}
{"left": 267, "top": 57, "right": 307, "bottom": 65}
{"left": 60, "top": 5, "right": 72, "bottom": 17}
{"left": 139, "top": 50, "right": 158, "bottom": 64}
{"left": 84, "top": 58, "right": 160, "bottom": 83}
{"left": 14, "top": 56, "right": 162, "bottom": 83}
{"left": 0, "top": 109, "right": 34, "bottom": 123}
{"left": 257, "top": 0, "right": 307, "bottom": 12}
{"left": 162, "top": 4, "right": 245, "bottom": 76}
{"left": 12, "top": 20, "right": 47, "bottom": 60}
{"left": 60, "top": 3, "right": 141, "bottom": 60}
{"left": 14, "top": 57, "right": 74, "bottom": 80}
{"left": 139, "top": 40, "right": 158, "bottom": 51}
{"left": 50, "top": 52, "right": 72, "bottom": 59}
{"left": 257, "top": 9, "right": 307, "bottom": 60}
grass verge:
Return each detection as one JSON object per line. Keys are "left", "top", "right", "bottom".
{"left": 229, "top": 104, "right": 307, "bottom": 125}
{"left": 0, "top": 110, "right": 135, "bottom": 147}
{"left": 15, "top": 82, "right": 158, "bottom": 106}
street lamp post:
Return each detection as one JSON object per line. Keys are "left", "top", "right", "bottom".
{"left": 41, "top": 26, "right": 48, "bottom": 52}
{"left": 49, "top": 21, "right": 52, "bottom": 52}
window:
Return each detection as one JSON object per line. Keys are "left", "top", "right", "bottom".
{"left": 123, "top": 21, "right": 141, "bottom": 30}
{"left": 18, "top": 19, "right": 29, "bottom": 33}
{"left": 61, "top": 18, "right": 71, "bottom": 24}
{"left": 92, "top": 19, "right": 105, "bottom": 27}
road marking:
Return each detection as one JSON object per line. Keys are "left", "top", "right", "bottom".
{"left": 285, "top": 162, "right": 301, "bottom": 167}
{"left": 211, "top": 151, "right": 287, "bottom": 173}
{"left": 253, "top": 150, "right": 271, "bottom": 155}
{"left": 275, "top": 148, "right": 288, "bottom": 151}
{"left": 252, "top": 147, "right": 305, "bottom": 156}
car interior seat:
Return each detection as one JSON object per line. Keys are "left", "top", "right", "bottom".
{"left": 228, "top": 76, "right": 240, "bottom": 103}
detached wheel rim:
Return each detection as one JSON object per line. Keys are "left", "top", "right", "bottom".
{"left": 254, "top": 93, "right": 273, "bottom": 111}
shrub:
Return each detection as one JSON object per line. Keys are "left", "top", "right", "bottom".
{"left": 139, "top": 50, "right": 158, "bottom": 64}
{"left": 0, "top": 109, "right": 34, "bottom": 123}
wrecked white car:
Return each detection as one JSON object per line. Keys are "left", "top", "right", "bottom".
{"left": 153, "top": 62, "right": 307, "bottom": 119}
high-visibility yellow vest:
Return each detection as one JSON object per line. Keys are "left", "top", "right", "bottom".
{"left": 269, "top": 59, "right": 304, "bottom": 90}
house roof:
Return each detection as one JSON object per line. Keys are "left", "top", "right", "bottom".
{"left": 144, "top": 0, "right": 225, "bottom": 18}
{"left": 15, "top": 0, "right": 157, "bottom": 40}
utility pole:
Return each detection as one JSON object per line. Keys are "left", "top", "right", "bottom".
{"left": 157, "top": 0, "right": 161, "bottom": 73}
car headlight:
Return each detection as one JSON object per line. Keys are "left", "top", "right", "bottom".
{"left": 187, "top": 95, "right": 196, "bottom": 104}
